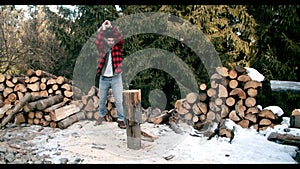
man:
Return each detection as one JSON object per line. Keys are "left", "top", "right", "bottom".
{"left": 94, "top": 20, "right": 126, "bottom": 129}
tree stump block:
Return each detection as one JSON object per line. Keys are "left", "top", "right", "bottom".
{"left": 123, "top": 89, "right": 142, "bottom": 150}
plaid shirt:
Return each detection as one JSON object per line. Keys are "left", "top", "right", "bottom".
{"left": 95, "top": 27, "right": 124, "bottom": 75}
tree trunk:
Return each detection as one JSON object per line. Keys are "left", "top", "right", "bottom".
{"left": 123, "top": 89, "right": 142, "bottom": 150}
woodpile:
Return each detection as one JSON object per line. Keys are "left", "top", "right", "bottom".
{"left": 0, "top": 69, "right": 95, "bottom": 129}
{"left": 173, "top": 66, "right": 282, "bottom": 133}
{"left": 0, "top": 68, "right": 134, "bottom": 129}
{"left": 0, "top": 66, "right": 284, "bottom": 135}
{"left": 82, "top": 86, "right": 118, "bottom": 123}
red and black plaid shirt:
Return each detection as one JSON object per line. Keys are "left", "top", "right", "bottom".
{"left": 94, "top": 27, "right": 124, "bottom": 75}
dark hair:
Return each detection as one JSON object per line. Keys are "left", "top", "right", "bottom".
{"left": 103, "top": 27, "right": 117, "bottom": 38}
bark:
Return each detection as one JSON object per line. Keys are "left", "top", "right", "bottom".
{"left": 43, "top": 99, "right": 71, "bottom": 113}
{"left": 1, "top": 93, "right": 31, "bottom": 128}
{"left": 36, "top": 94, "right": 64, "bottom": 110}
{"left": 268, "top": 132, "right": 300, "bottom": 147}
{"left": 123, "top": 89, "right": 142, "bottom": 150}
{"left": 57, "top": 110, "right": 86, "bottom": 129}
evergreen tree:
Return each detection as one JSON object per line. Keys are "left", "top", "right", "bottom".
{"left": 119, "top": 5, "right": 258, "bottom": 109}
{"left": 247, "top": 5, "right": 300, "bottom": 81}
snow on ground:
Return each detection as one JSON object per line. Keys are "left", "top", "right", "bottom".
{"left": 23, "top": 117, "right": 299, "bottom": 164}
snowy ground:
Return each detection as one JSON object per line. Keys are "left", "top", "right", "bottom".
{"left": 1, "top": 117, "right": 298, "bottom": 164}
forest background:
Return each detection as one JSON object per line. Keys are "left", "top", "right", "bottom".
{"left": 1, "top": 5, "right": 299, "bottom": 116}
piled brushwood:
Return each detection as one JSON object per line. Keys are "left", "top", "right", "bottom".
{"left": 172, "top": 66, "right": 283, "bottom": 139}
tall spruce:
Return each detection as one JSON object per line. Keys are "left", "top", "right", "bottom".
{"left": 246, "top": 5, "right": 300, "bottom": 114}
{"left": 246, "top": 5, "right": 300, "bottom": 81}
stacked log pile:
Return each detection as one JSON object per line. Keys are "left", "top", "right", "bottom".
{"left": 0, "top": 69, "right": 91, "bottom": 129}
{"left": 0, "top": 68, "right": 125, "bottom": 129}
{"left": 173, "top": 66, "right": 282, "bottom": 132}
{"left": 0, "top": 66, "right": 283, "bottom": 133}
{"left": 81, "top": 86, "right": 118, "bottom": 122}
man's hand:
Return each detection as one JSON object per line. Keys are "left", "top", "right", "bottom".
{"left": 102, "top": 20, "right": 112, "bottom": 30}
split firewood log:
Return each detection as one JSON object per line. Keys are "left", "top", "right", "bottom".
{"left": 235, "top": 99, "right": 246, "bottom": 119}
{"left": 14, "top": 83, "right": 27, "bottom": 93}
{"left": 29, "top": 76, "right": 40, "bottom": 83}
{"left": 218, "top": 84, "right": 228, "bottom": 98}
{"left": 6, "top": 80, "right": 15, "bottom": 88}
{"left": 258, "top": 109, "right": 276, "bottom": 120}
{"left": 244, "top": 80, "right": 262, "bottom": 90}
{"left": 174, "top": 99, "right": 189, "bottom": 115}
{"left": 1, "top": 93, "right": 32, "bottom": 128}
{"left": 228, "top": 69, "right": 238, "bottom": 79}
{"left": 229, "top": 88, "right": 246, "bottom": 99}
{"left": 237, "top": 74, "right": 251, "bottom": 82}
{"left": 14, "top": 113, "right": 26, "bottom": 125}
{"left": 237, "top": 119, "right": 250, "bottom": 128}
{"left": 228, "top": 110, "right": 241, "bottom": 122}
{"left": 149, "top": 109, "right": 173, "bottom": 124}
{"left": 27, "top": 82, "right": 40, "bottom": 92}
{"left": 246, "top": 106, "right": 260, "bottom": 115}
{"left": 50, "top": 104, "right": 81, "bottom": 122}
{"left": 244, "top": 113, "right": 257, "bottom": 123}
{"left": 3, "top": 87, "right": 13, "bottom": 98}
{"left": 215, "top": 67, "right": 229, "bottom": 77}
